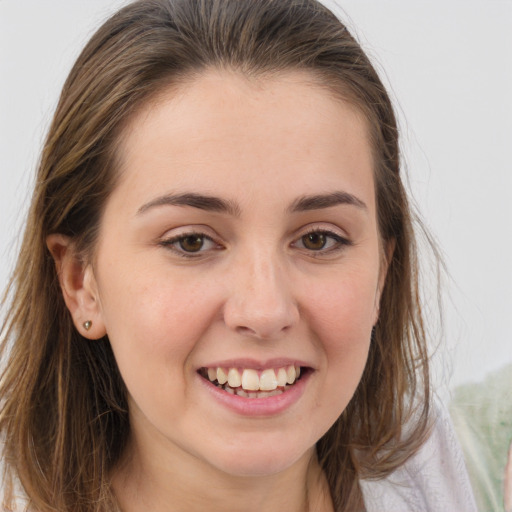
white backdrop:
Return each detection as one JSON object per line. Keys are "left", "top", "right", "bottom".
{"left": 1, "top": 0, "right": 511, "bottom": 389}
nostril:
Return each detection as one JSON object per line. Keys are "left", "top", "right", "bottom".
{"left": 234, "top": 324, "right": 289, "bottom": 340}
{"left": 235, "top": 325, "right": 263, "bottom": 337}
{"left": 225, "top": 304, "right": 299, "bottom": 340}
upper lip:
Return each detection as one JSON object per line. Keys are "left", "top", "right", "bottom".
{"left": 196, "top": 358, "right": 313, "bottom": 371}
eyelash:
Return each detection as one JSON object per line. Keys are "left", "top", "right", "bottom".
{"left": 159, "top": 232, "right": 222, "bottom": 258}
{"left": 159, "top": 228, "right": 351, "bottom": 258}
{"left": 292, "top": 228, "right": 352, "bottom": 255}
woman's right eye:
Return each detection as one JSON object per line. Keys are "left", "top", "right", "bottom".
{"left": 159, "top": 232, "right": 221, "bottom": 257}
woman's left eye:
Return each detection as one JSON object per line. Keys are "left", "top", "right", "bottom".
{"left": 292, "top": 230, "right": 351, "bottom": 254}
{"left": 160, "top": 232, "right": 220, "bottom": 256}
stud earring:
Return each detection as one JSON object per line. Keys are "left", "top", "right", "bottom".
{"left": 83, "top": 320, "right": 92, "bottom": 331}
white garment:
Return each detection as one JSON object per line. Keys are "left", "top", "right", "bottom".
{"left": 360, "top": 403, "right": 478, "bottom": 512}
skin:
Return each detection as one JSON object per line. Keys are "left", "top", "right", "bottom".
{"left": 48, "top": 70, "right": 390, "bottom": 512}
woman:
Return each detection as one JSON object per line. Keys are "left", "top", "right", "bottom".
{"left": 0, "top": 0, "right": 475, "bottom": 510}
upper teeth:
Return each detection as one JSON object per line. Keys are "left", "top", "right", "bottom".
{"left": 206, "top": 365, "right": 301, "bottom": 391}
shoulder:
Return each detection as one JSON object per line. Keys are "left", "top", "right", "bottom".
{"left": 359, "top": 399, "right": 478, "bottom": 512}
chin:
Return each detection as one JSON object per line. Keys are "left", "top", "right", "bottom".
{"left": 204, "top": 436, "right": 315, "bottom": 478}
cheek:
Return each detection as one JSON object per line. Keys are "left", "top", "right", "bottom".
{"left": 303, "top": 267, "right": 378, "bottom": 406}
{"left": 306, "top": 266, "right": 378, "bottom": 344}
{"left": 98, "top": 270, "right": 221, "bottom": 389}
{"left": 98, "top": 275, "right": 227, "bottom": 439}
{"left": 102, "top": 264, "right": 216, "bottom": 335}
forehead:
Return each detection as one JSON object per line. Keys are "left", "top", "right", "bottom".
{"left": 113, "top": 69, "right": 375, "bottom": 214}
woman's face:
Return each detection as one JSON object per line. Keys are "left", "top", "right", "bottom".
{"left": 88, "top": 70, "right": 386, "bottom": 477}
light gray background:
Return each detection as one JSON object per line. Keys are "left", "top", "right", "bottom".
{"left": 1, "top": 1, "right": 511, "bottom": 389}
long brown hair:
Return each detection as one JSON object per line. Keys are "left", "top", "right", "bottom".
{"left": 0, "top": 1, "right": 431, "bottom": 510}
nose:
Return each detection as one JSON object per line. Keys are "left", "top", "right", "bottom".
{"left": 223, "top": 249, "right": 299, "bottom": 340}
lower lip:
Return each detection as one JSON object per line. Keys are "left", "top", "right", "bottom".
{"left": 198, "top": 371, "right": 311, "bottom": 417}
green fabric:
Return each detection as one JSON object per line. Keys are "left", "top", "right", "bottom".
{"left": 450, "top": 364, "right": 512, "bottom": 512}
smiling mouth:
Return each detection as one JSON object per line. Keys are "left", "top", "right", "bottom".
{"left": 198, "top": 365, "right": 306, "bottom": 398}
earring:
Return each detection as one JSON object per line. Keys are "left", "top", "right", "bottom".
{"left": 83, "top": 320, "right": 92, "bottom": 331}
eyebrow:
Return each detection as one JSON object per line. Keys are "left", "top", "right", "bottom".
{"left": 288, "top": 191, "right": 367, "bottom": 212}
{"left": 137, "top": 192, "right": 241, "bottom": 217}
{"left": 137, "top": 190, "right": 366, "bottom": 217}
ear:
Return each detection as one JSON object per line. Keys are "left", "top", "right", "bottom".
{"left": 373, "top": 237, "right": 396, "bottom": 325}
{"left": 46, "top": 234, "right": 106, "bottom": 340}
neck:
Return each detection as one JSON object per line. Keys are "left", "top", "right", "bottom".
{"left": 112, "top": 435, "right": 333, "bottom": 512}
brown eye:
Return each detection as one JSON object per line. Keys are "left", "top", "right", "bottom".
{"left": 179, "top": 235, "right": 205, "bottom": 252}
{"left": 293, "top": 229, "right": 351, "bottom": 255}
{"left": 161, "top": 231, "right": 221, "bottom": 258}
{"left": 301, "top": 232, "right": 327, "bottom": 250}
